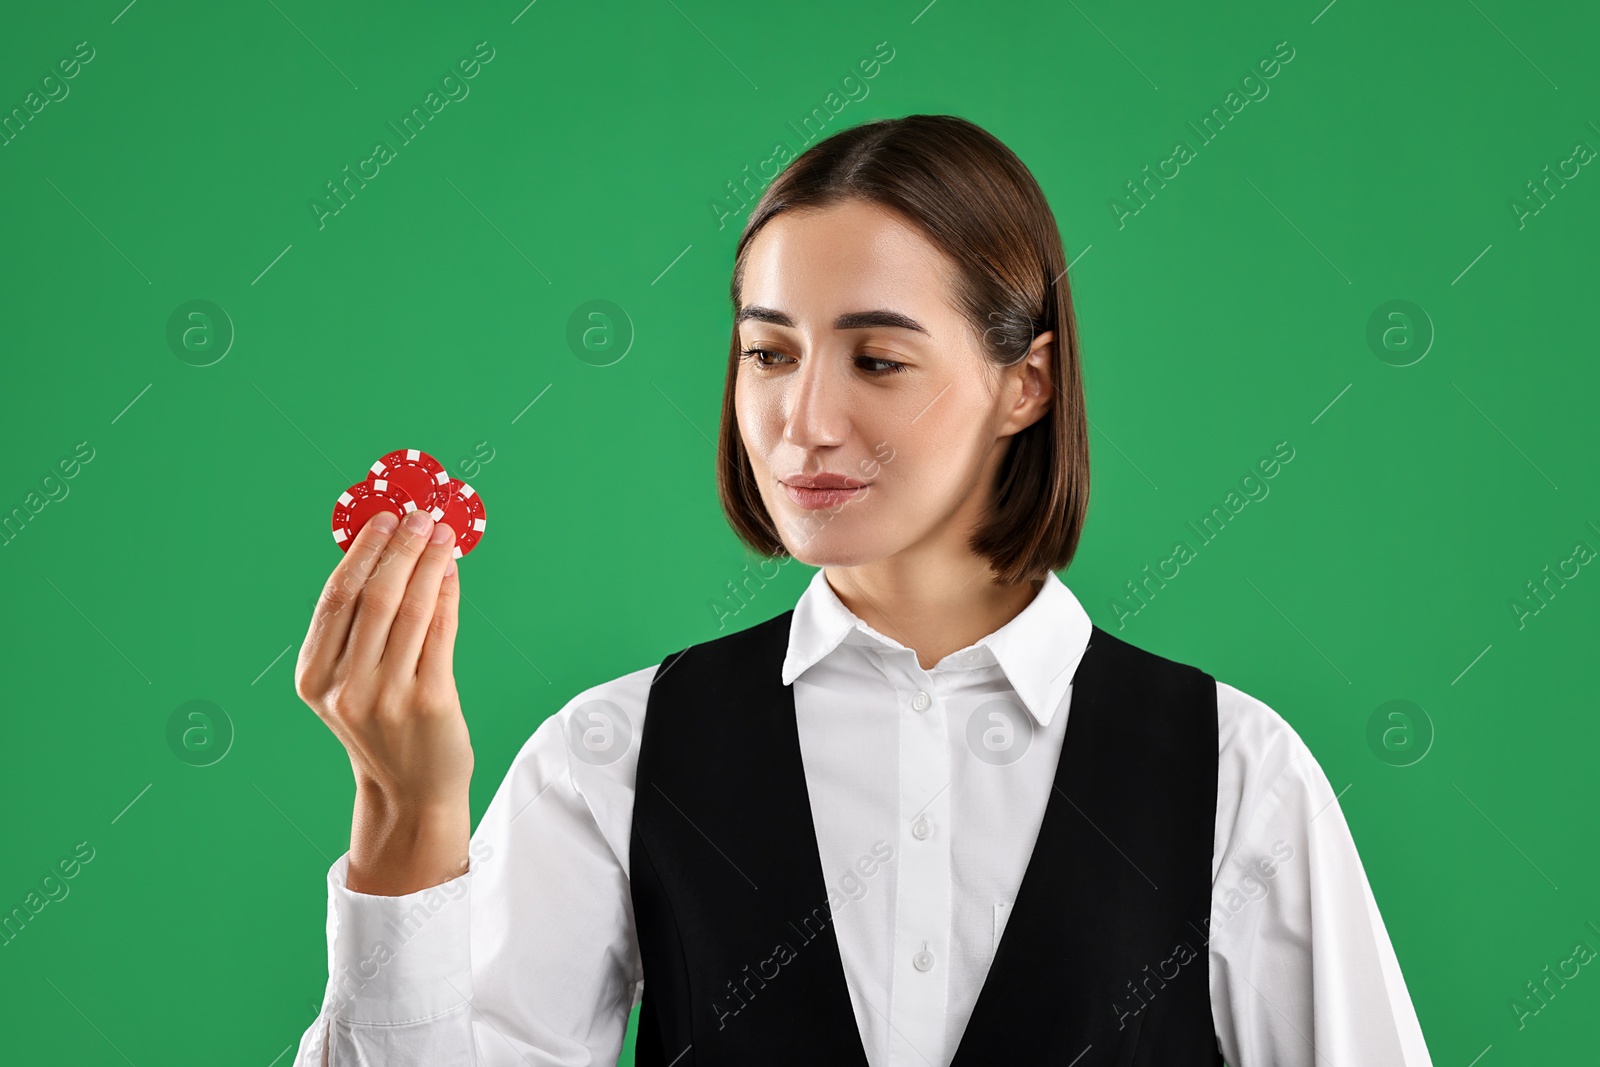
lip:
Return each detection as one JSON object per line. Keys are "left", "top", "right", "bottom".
{"left": 779, "top": 472, "right": 872, "bottom": 511}
{"left": 783, "top": 484, "right": 869, "bottom": 510}
{"left": 780, "top": 472, "right": 871, "bottom": 489}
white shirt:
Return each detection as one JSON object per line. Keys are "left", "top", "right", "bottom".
{"left": 292, "top": 567, "right": 1434, "bottom": 1066}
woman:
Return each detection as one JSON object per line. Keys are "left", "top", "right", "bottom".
{"left": 290, "top": 114, "right": 1432, "bottom": 1066}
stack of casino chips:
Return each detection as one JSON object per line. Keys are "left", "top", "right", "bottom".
{"left": 330, "top": 448, "right": 486, "bottom": 558}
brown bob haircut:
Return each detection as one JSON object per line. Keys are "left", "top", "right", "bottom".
{"left": 716, "top": 113, "right": 1090, "bottom": 586}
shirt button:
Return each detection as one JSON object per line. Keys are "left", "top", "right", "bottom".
{"left": 913, "top": 944, "right": 935, "bottom": 971}
{"left": 911, "top": 690, "right": 931, "bottom": 712}
{"left": 912, "top": 815, "right": 932, "bottom": 840}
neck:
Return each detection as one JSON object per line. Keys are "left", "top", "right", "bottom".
{"left": 823, "top": 554, "right": 1045, "bottom": 671}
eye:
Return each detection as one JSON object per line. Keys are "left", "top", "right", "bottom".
{"left": 739, "top": 347, "right": 792, "bottom": 370}
{"left": 738, "top": 347, "right": 908, "bottom": 376}
{"left": 856, "top": 354, "right": 907, "bottom": 376}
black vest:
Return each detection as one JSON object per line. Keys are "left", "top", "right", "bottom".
{"left": 629, "top": 609, "right": 1224, "bottom": 1066}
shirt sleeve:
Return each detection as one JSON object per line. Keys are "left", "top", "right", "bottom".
{"left": 290, "top": 664, "right": 656, "bottom": 1067}
{"left": 1209, "top": 682, "right": 1434, "bottom": 1067}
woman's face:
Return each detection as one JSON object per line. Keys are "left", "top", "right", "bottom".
{"left": 735, "top": 198, "right": 1052, "bottom": 569}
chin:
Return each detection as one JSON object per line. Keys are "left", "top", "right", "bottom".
{"left": 786, "top": 544, "right": 881, "bottom": 568}
{"left": 776, "top": 523, "right": 887, "bottom": 569}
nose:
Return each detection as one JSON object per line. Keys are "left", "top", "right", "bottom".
{"left": 783, "top": 350, "right": 848, "bottom": 451}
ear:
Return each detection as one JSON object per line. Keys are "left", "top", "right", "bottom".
{"left": 997, "top": 330, "right": 1054, "bottom": 438}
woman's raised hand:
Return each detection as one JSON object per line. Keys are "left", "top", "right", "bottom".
{"left": 294, "top": 509, "right": 474, "bottom": 895}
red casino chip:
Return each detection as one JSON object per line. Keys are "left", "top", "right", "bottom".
{"left": 436, "top": 478, "right": 487, "bottom": 558}
{"left": 331, "top": 479, "right": 417, "bottom": 552}
{"left": 367, "top": 448, "right": 451, "bottom": 518}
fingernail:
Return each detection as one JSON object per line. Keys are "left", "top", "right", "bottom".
{"left": 404, "top": 509, "right": 432, "bottom": 535}
{"left": 444, "top": 558, "right": 457, "bottom": 577}
{"left": 429, "top": 522, "right": 451, "bottom": 545}
{"left": 371, "top": 512, "right": 399, "bottom": 534}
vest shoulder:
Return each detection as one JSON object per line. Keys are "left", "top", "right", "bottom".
{"left": 1088, "top": 625, "right": 1217, "bottom": 685}
{"left": 653, "top": 608, "right": 794, "bottom": 682}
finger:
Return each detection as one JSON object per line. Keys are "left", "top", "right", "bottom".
{"left": 344, "top": 509, "right": 436, "bottom": 675}
{"left": 383, "top": 521, "right": 457, "bottom": 673}
{"left": 299, "top": 511, "right": 403, "bottom": 686}
{"left": 418, "top": 546, "right": 461, "bottom": 688}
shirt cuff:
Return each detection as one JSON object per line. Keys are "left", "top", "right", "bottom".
{"left": 322, "top": 851, "right": 474, "bottom": 1026}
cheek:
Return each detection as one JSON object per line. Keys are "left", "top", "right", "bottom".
{"left": 888, "top": 407, "right": 992, "bottom": 501}
{"left": 896, "top": 407, "right": 970, "bottom": 467}
{"left": 734, "top": 375, "right": 778, "bottom": 466}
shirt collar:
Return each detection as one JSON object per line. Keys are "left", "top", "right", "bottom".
{"left": 780, "top": 567, "right": 1093, "bottom": 729}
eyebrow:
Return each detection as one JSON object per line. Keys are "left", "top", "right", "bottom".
{"left": 734, "top": 305, "right": 931, "bottom": 336}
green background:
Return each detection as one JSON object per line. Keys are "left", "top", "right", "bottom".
{"left": 2, "top": 0, "right": 1595, "bottom": 1062}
